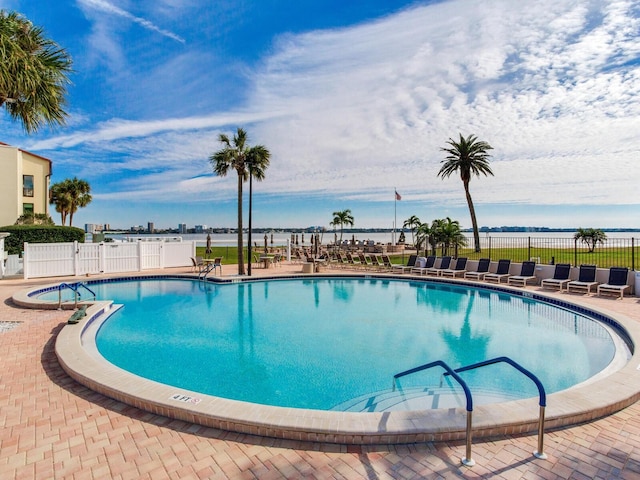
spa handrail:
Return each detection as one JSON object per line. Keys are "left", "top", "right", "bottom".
{"left": 393, "top": 359, "right": 475, "bottom": 466}
{"left": 58, "top": 282, "right": 96, "bottom": 308}
{"left": 443, "top": 355, "right": 547, "bottom": 459}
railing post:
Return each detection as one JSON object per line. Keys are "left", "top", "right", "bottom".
{"left": 574, "top": 238, "right": 578, "bottom": 267}
{"left": 534, "top": 405, "right": 547, "bottom": 459}
{"left": 632, "top": 237, "right": 635, "bottom": 272}
{"left": 462, "top": 411, "right": 475, "bottom": 466}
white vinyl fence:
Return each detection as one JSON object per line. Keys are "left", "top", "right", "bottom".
{"left": 23, "top": 241, "right": 196, "bottom": 279}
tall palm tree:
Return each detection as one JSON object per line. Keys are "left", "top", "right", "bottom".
{"left": 50, "top": 178, "right": 92, "bottom": 226}
{"left": 330, "top": 209, "right": 354, "bottom": 243}
{"left": 209, "top": 128, "right": 270, "bottom": 275}
{"left": 439, "top": 133, "right": 493, "bottom": 252}
{"left": 402, "top": 215, "right": 421, "bottom": 247}
{"left": 0, "top": 11, "right": 72, "bottom": 133}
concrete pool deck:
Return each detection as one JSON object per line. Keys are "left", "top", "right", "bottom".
{"left": 2, "top": 263, "right": 640, "bottom": 478}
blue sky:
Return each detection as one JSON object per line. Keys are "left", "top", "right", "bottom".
{"left": 2, "top": 0, "right": 640, "bottom": 231}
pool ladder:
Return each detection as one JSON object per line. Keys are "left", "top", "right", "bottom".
{"left": 57, "top": 282, "right": 96, "bottom": 309}
{"left": 393, "top": 356, "right": 546, "bottom": 467}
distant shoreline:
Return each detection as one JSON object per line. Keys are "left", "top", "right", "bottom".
{"left": 103, "top": 227, "right": 640, "bottom": 235}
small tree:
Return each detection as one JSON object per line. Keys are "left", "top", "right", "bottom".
{"left": 49, "top": 177, "right": 92, "bottom": 226}
{"left": 415, "top": 222, "right": 430, "bottom": 256}
{"left": 403, "top": 215, "right": 421, "bottom": 247}
{"left": 330, "top": 209, "right": 354, "bottom": 243}
{"left": 574, "top": 228, "right": 607, "bottom": 253}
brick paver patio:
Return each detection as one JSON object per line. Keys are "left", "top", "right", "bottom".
{"left": 1, "top": 265, "right": 640, "bottom": 479}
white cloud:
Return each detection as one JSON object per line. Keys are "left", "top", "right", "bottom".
{"left": 34, "top": 0, "right": 640, "bottom": 218}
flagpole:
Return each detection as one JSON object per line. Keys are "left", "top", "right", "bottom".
{"left": 394, "top": 188, "right": 397, "bottom": 246}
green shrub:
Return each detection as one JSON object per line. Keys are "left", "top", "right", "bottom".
{"left": 0, "top": 225, "right": 85, "bottom": 255}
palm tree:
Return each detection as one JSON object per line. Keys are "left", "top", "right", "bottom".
{"left": 0, "top": 11, "right": 72, "bottom": 133}
{"left": 439, "top": 133, "right": 493, "bottom": 252}
{"left": 209, "top": 128, "right": 270, "bottom": 275}
{"left": 49, "top": 178, "right": 92, "bottom": 226}
{"left": 330, "top": 209, "right": 354, "bottom": 243}
{"left": 403, "top": 215, "right": 421, "bottom": 247}
{"left": 49, "top": 181, "right": 71, "bottom": 225}
{"left": 574, "top": 228, "right": 607, "bottom": 253}
{"left": 66, "top": 178, "right": 92, "bottom": 227}
{"left": 415, "top": 222, "right": 430, "bottom": 256}
{"left": 436, "top": 217, "right": 468, "bottom": 256}
{"left": 428, "top": 218, "right": 446, "bottom": 254}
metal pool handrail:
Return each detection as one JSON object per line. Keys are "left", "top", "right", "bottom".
{"left": 444, "top": 356, "right": 548, "bottom": 460}
{"left": 57, "top": 282, "right": 96, "bottom": 309}
{"left": 393, "top": 360, "right": 476, "bottom": 466}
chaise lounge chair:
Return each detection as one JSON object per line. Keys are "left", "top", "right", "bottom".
{"left": 440, "top": 257, "right": 468, "bottom": 278}
{"left": 411, "top": 256, "right": 436, "bottom": 275}
{"left": 190, "top": 256, "right": 204, "bottom": 273}
{"left": 508, "top": 261, "right": 537, "bottom": 287}
{"left": 392, "top": 254, "right": 418, "bottom": 274}
{"left": 540, "top": 263, "right": 572, "bottom": 291}
{"left": 381, "top": 255, "right": 395, "bottom": 271}
{"left": 567, "top": 264, "right": 598, "bottom": 294}
{"left": 597, "top": 267, "right": 631, "bottom": 299}
{"left": 464, "top": 258, "right": 491, "bottom": 281}
{"left": 425, "top": 256, "right": 452, "bottom": 276}
{"left": 484, "top": 259, "right": 511, "bottom": 284}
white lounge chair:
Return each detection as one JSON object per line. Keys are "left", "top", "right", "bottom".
{"left": 567, "top": 264, "right": 598, "bottom": 294}
{"left": 392, "top": 254, "right": 418, "bottom": 274}
{"left": 597, "top": 267, "right": 631, "bottom": 299}
{"left": 464, "top": 258, "right": 491, "bottom": 281}
{"left": 411, "top": 256, "right": 436, "bottom": 275}
{"left": 425, "top": 256, "right": 452, "bottom": 276}
{"left": 440, "top": 257, "right": 468, "bottom": 278}
{"left": 508, "top": 261, "right": 537, "bottom": 287}
{"left": 484, "top": 259, "right": 511, "bottom": 284}
{"left": 540, "top": 264, "right": 571, "bottom": 291}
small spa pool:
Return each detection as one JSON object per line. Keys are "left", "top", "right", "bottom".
{"left": 43, "top": 276, "right": 629, "bottom": 412}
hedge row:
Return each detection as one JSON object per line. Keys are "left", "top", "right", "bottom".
{"left": 0, "top": 225, "right": 85, "bottom": 256}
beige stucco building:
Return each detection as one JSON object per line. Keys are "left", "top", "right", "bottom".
{"left": 0, "top": 142, "right": 52, "bottom": 226}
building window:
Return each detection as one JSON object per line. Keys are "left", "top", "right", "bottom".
{"left": 23, "top": 203, "right": 34, "bottom": 215}
{"left": 23, "top": 175, "right": 34, "bottom": 197}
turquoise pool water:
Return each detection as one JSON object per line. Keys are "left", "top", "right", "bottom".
{"left": 48, "top": 278, "right": 618, "bottom": 411}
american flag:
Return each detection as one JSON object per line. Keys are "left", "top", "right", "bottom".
{"left": 395, "top": 190, "right": 402, "bottom": 201}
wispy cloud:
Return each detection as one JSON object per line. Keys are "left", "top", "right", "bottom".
{"left": 77, "top": 0, "right": 185, "bottom": 43}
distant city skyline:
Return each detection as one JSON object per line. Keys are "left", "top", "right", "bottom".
{"left": 2, "top": 0, "right": 639, "bottom": 230}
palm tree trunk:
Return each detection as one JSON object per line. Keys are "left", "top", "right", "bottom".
{"left": 464, "top": 181, "right": 481, "bottom": 252}
{"left": 237, "top": 174, "right": 245, "bottom": 275}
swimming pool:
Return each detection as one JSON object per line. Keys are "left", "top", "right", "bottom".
{"left": 43, "top": 276, "right": 623, "bottom": 411}
{"left": 41, "top": 274, "right": 640, "bottom": 445}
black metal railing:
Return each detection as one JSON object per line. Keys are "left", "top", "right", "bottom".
{"left": 449, "top": 236, "right": 638, "bottom": 270}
